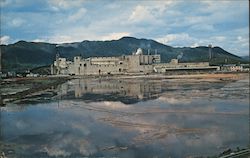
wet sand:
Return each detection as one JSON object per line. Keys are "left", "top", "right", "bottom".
{"left": 0, "top": 76, "right": 70, "bottom": 105}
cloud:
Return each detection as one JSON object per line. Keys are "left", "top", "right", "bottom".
{"left": 48, "top": 0, "right": 85, "bottom": 10}
{"left": 0, "top": 36, "right": 10, "bottom": 45}
{"left": 200, "top": 1, "right": 234, "bottom": 13}
{"left": 48, "top": 35, "right": 78, "bottom": 43}
{"left": 46, "top": 31, "right": 128, "bottom": 44}
{"left": 128, "top": 5, "right": 154, "bottom": 23}
{"left": 44, "top": 146, "right": 70, "bottom": 157}
{"left": 46, "top": 30, "right": 105, "bottom": 43}
{"left": 106, "top": 3, "right": 121, "bottom": 9}
{"left": 156, "top": 33, "right": 195, "bottom": 46}
{"left": 101, "top": 32, "right": 131, "bottom": 41}
{"left": 128, "top": 2, "right": 174, "bottom": 24}
{"left": 10, "top": 18, "right": 26, "bottom": 27}
{"left": 96, "top": 101, "right": 131, "bottom": 109}
{"left": 1, "top": 0, "right": 12, "bottom": 7}
{"left": 236, "top": 35, "right": 249, "bottom": 46}
{"left": 191, "top": 43, "right": 199, "bottom": 48}
{"left": 190, "top": 24, "right": 215, "bottom": 31}
{"left": 32, "top": 39, "right": 45, "bottom": 42}
{"left": 213, "top": 36, "right": 226, "bottom": 42}
{"left": 68, "top": 8, "right": 87, "bottom": 22}
{"left": 157, "top": 96, "right": 191, "bottom": 105}
{"left": 1, "top": 0, "right": 248, "bottom": 56}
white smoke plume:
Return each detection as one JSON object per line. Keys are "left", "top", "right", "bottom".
{"left": 177, "top": 52, "right": 183, "bottom": 59}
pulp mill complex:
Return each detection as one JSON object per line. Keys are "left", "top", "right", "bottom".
{"left": 51, "top": 48, "right": 220, "bottom": 75}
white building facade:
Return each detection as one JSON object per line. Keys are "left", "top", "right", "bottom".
{"left": 51, "top": 48, "right": 219, "bottom": 75}
{"left": 51, "top": 48, "right": 161, "bottom": 75}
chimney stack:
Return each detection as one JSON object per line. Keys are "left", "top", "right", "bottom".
{"left": 208, "top": 44, "right": 212, "bottom": 60}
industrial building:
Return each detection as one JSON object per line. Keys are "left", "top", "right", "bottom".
{"left": 153, "top": 59, "right": 219, "bottom": 73}
{"left": 51, "top": 48, "right": 219, "bottom": 75}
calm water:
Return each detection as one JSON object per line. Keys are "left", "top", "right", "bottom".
{"left": 0, "top": 76, "right": 249, "bottom": 157}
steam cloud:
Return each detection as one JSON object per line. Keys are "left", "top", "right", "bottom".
{"left": 177, "top": 52, "right": 183, "bottom": 59}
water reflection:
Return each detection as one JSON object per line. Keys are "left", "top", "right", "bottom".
{"left": 0, "top": 77, "right": 249, "bottom": 158}
{"left": 57, "top": 78, "right": 245, "bottom": 104}
{"left": 58, "top": 78, "right": 163, "bottom": 104}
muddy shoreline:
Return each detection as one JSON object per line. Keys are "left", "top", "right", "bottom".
{"left": 0, "top": 77, "right": 71, "bottom": 105}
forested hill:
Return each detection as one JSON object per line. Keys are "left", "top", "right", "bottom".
{"left": 0, "top": 36, "right": 245, "bottom": 72}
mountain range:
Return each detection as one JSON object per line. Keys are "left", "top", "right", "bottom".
{"left": 0, "top": 36, "right": 246, "bottom": 72}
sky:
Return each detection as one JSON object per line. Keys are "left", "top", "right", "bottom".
{"left": 0, "top": 0, "right": 249, "bottom": 56}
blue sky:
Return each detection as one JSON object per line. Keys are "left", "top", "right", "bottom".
{"left": 0, "top": 0, "right": 249, "bottom": 56}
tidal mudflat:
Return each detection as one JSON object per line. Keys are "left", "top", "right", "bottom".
{"left": 0, "top": 73, "right": 249, "bottom": 157}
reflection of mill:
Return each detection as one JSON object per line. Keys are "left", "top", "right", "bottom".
{"left": 74, "top": 79, "right": 123, "bottom": 98}
{"left": 57, "top": 82, "right": 65, "bottom": 108}
{"left": 60, "top": 79, "right": 162, "bottom": 102}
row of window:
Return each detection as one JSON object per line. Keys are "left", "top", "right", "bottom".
{"left": 79, "top": 63, "right": 123, "bottom": 67}
{"left": 79, "top": 63, "right": 87, "bottom": 67}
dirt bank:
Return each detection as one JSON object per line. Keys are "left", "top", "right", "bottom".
{"left": 0, "top": 76, "right": 70, "bottom": 105}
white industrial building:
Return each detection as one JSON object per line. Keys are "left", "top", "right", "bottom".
{"left": 51, "top": 48, "right": 219, "bottom": 75}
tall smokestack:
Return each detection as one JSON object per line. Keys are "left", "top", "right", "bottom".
{"left": 147, "top": 49, "right": 150, "bottom": 64}
{"left": 208, "top": 44, "right": 212, "bottom": 60}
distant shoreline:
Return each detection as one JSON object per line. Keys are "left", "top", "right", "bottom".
{"left": 52, "top": 71, "right": 248, "bottom": 80}
{"left": 2, "top": 71, "right": 248, "bottom": 81}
